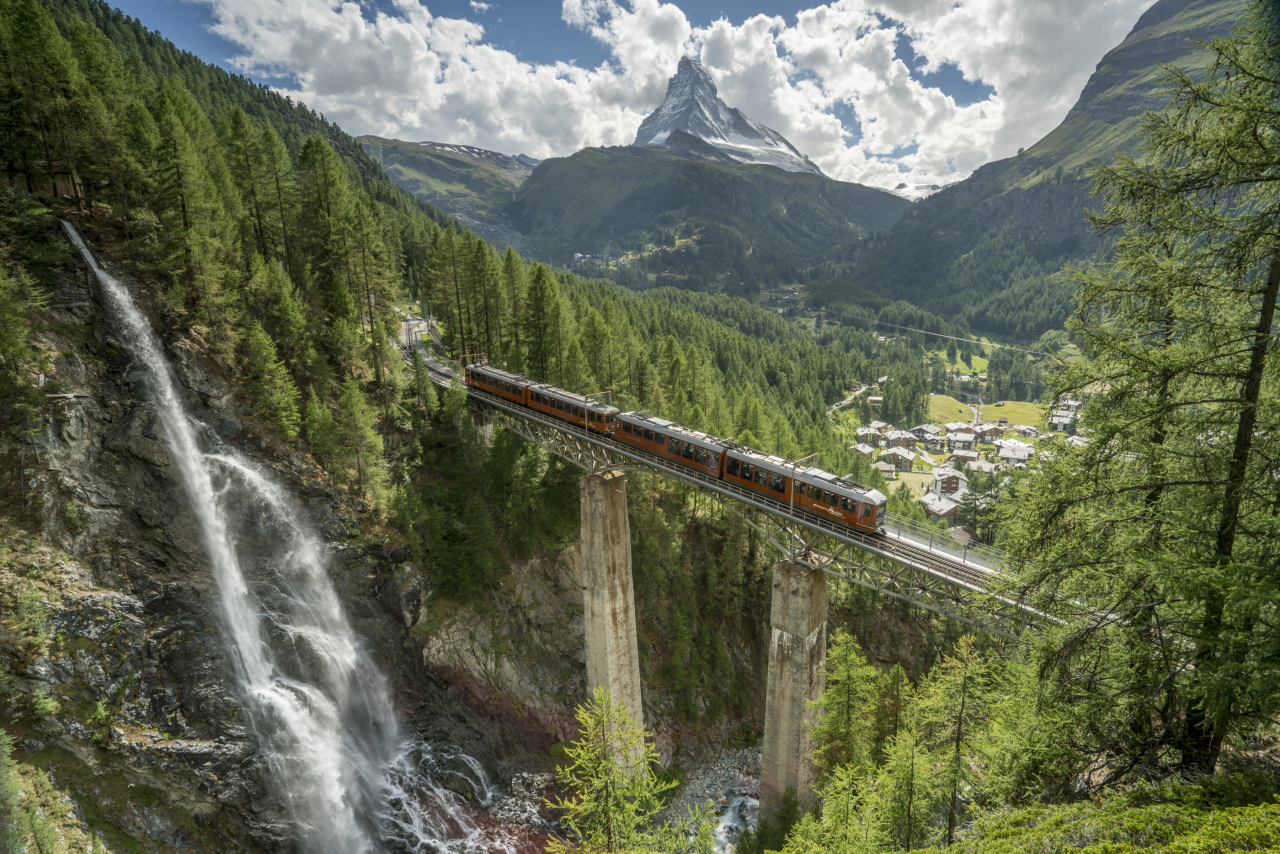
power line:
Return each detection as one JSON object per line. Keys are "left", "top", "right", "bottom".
{"left": 836, "top": 314, "right": 1054, "bottom": 358}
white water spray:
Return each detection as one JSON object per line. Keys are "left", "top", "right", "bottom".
{"left": 63, "top": 222, "right": 511, "bottom": 853}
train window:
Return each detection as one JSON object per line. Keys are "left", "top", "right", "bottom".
{"left": 824, "top": 491, "right": 840, "bottom": 507}
{"left": 842, "top": 497, "right": 856, "bottom": 512}
{"left": 573, "top": 406, "right": 580, "bottom": 417}
{"left": 862, "top": 505, "right": 874, "bottom": 518}
{"left": 643, "top": 429, "right": 654, "bottom": 441}
{"left": 769, "top": 474, "right": 785, "bottom": 492}
{"left": 740, "top": 463, "right": 753, "bottom": 480}
{"left": 695, "top": 448, "right": 708, "bottom": 465}
{"left": 668, "top": 436, "right": 680, "bottom": 453}
{"left": 623, "top": 422, "right": 632, "bottom": 433}
{"left": 755, "top": 468, "right": 768, "bottom": 486}
{"left": 727, "top": 458, "right": 740, "bottom": 477}
{"left": 807, "top": 485, "right": 822, "bottom": 499}
{"left": 682, "top": 442, "right": 694, "bottom": 460}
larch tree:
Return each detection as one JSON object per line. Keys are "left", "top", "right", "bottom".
{"left": 1002, "top": 0, "right": 1280, "bottom": 779}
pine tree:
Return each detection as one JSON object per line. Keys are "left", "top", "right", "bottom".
{"left": 334, "top": 377, "right": 383, "bottom": 495}
{"left": 303, "top": 388, "right": 338, "bottom": 463}
{"left": 810, "top": 629, "right": 881, "bottom": 780}
{"left": 1003, "top": 0, "right": 1280, "bottom": 778}
{"left": 244, "top": 322, "right": 301, "bottom": 440}
{"left": 545, "top": 687, "right": 679, "bottom": 854}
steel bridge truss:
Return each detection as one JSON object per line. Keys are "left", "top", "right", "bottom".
{"left": 469, "top": 393, "right": 1035, "bottom": 639}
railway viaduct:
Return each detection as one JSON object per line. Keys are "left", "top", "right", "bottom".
{"left": 398, "top": 323, "right": 1037, "bottom": 817}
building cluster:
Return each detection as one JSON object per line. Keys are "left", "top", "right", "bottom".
{"left": 850, "top": 418, "right": 1050, "bottom": 527}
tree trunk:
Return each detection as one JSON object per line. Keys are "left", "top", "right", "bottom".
{"left": 1182, "top": 251, "right": 1280, "bottom": 775}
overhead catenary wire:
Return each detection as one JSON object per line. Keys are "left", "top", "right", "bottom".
{"left": 834, "top": 314, "right": 1056, "bottom": 358}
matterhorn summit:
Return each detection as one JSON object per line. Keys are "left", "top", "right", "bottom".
{"left": 633, "top": 56, "right": 823, "bottom": 176}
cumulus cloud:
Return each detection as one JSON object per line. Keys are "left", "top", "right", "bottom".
{"left": 195, "top": 0, "right": 1154, "bottom": 187}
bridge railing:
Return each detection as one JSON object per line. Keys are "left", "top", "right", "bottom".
{"left": 884, "top": 512, "right": 1007, "bottom": 571}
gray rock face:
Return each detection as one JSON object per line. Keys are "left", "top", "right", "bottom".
{"left": 633, "top": 56, "right": 823, "bottom": 175}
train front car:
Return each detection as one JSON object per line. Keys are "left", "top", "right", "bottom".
{"left": 616, "top": 413, "right": 724, "bottom": 476}
{"left": 527, "top": 383, "right": 619, "bottom": 434}
{"left": 464, "top": 362, "right": 530, "bottom": 405}
{"left": 792, "top": 467, "right": 887, "bottom": 534}
{"left": 722, "top": 447, "right": 795, "bottom": 503}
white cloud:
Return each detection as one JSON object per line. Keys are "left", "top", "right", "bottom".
{"left": 196, "top": 0, "right": 1155, "bottom": 188}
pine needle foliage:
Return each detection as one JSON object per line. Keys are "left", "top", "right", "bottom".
{"left": 1001, "top": 0, "right": 1280, "bottom": 781}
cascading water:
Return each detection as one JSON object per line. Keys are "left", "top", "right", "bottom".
{"left": 62, "top": 221, "right": 527, "bottom": 854}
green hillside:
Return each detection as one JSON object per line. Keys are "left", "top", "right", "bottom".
{"left": 359, "top": 135, "right": 530, "bottom": 222}
{"left": 812, "top": 0, "right": 1245, "bottom": 340}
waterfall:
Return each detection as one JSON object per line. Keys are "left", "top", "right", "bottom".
{"left": 62, "top": 222, "right": 518, "bottom": 853}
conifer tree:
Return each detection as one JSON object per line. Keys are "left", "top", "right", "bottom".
{"left": 1003, "top": 0, "right": 1280, "bottom": 777}
{"left": 303, "top": 388, "right": 338, "bottom": 463}
{"left": 334, "top": 377, "right": 383, "bottom": 495}
{"left": 244, "top": 322, "right": 301, "bottom": 440}
{"left": 811, "top": 629, "right": 881, "bottom": 780}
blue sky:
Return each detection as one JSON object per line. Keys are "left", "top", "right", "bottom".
{"left": 106, "top": 0, "right": 1149, "bottom": 187}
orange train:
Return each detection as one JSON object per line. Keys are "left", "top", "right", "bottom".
{"left": 463, "top": 362, "right": 887, "bottom": 534}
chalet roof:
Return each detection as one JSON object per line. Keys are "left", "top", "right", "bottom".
{"left": 912, "top": 424, "right": 942, "bottom": 435}
{"left": 944, "top": 421, "right": 970, "bottom": 432}
{"left": 855, "top": 426, "right": 881, "bottom": 436}
{"left": 869, "top": 421, "right": 893, "bottom": 431}
{"left": 850, "top": 443, "right": 876, "bottom": 455}
{"left": 920, "top": 493, "right": 959, "bottom": 516}
{"left": 886, "top": 429, "right": 917, "bottom": 441}
{"left": 932, "top": 466, "right": 969, "bottom": 483}
{"left": 879, "top": 446, "right": 917, "bottom": 460}
{"left": 950, "top": 431, "right": 976, "bottom": 442}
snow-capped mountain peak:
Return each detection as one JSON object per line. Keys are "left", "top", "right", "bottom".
{"left": 633, "top": 56, "right": 823, "bottom": 176}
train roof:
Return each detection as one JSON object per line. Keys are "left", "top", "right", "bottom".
{"left": 795, "top": 467, "right": 887, "bottom": 505}
{"left": 529, "top": 382, "right": 619, "bottom": 413}
{"left": 619, "top": 412, "right": 725, "bottom": 450}
{"left": 725, "top": 445, "right": 796, "bottom": 477}
{"left": 467, "top": 363, "right": 528, "bottom": 385}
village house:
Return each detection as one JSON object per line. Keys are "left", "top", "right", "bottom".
{"left": 967, "top": 459, "right": 999, "bottom": 474}
{"left": 1048, "top": 412, "right": 1074, "bottom": 431}
{"left": 950, "top": 448, "right": 980, "bottom": 465}
{"left": 879, "top": 446, "right": 918, "bottom": 472}
{"left": 910, "top": 423, "right": 943, "bottom": 442}
{"left": 867, "top": 396, "right": 884, "bottom": 406}
{"left": 925, "top": 435, "right": 949, "bottom": 453}
{"left": 944, "top": 421, "right": 971, "bottom": 433}
{"left": 855, "top": 426, "right": 882, "bottom": 447}
{"left": 872, "top": 460, "right": 898, "bottom": 480}
{"left": 920, "top": 492, "right": 960, "bottom": 525}
{"left": 1008, "top": 424, "right": 1041, "bottom": 439}
{"left": 886, "top": 429, "right": 918, "bottom": 448}
{"left": 949, "top": 431, "right": 977, "bottom": 452}
{"left": 932, "top": 466, "right": 969, "bottom": 496}
{"left": 878, "top": 375, "right": 890, "bottom": 389}
{"left": 974, "top": 423, "right": 1005, "bottom": 442}
{"left": 869, "top": 420, "right": 893, "bottom": 432}
{"left": 850, "top": 443, "right": 876, "bottom": 459}
{"left": 998, "top": 446, "right": 1034, "bottom": 467}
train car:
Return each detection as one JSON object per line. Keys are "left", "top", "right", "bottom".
{"left": 527, "top": 383, "right": 620, "bottom": 436}
{"left": 723, "top": 446, "right": 797, "bottom": 503}
{"left": 464, "top": 363, "right": 529, "bottom": 405}
{"left": 792, "top": 467, "right": 886, "bottom": 534}
{"left": 615, "top": 413, "right": 724, "bottom": 477}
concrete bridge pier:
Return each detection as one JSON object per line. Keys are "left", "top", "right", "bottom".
{"left": 760, "top": 559, "right": 828, "bottom": 818}
{"left": 579, "top": 470, "right": 644, "bottom": 734}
